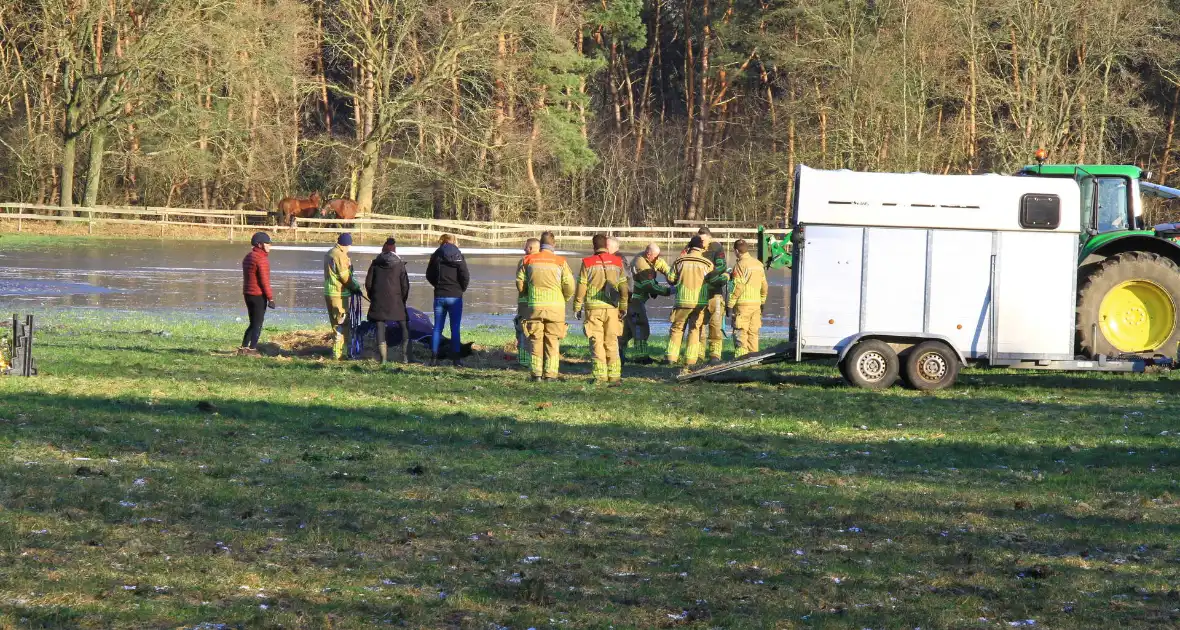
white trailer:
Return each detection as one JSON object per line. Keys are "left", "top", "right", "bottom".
{"left": 780, "top": 165, "right": 1155, "bottom": 389}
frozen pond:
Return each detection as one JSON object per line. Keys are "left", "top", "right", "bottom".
{"left": 0, "top": 238, "right": 790, "bottom": 333}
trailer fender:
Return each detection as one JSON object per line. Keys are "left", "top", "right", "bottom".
{"left": 836, "top": 333, "right": 967, "bottom": 365}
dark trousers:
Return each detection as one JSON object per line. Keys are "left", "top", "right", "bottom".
{"left": 374, "top": 320, "right": 409, "bottom": 355}
{"left": 242, "top": 294, "right": 267, "bottom": 348}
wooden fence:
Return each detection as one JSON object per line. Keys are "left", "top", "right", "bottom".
{"left": 0, "top": 202, "right": 790, "bottom": 248}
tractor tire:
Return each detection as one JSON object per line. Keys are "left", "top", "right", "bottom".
{"left": 901, "top": 341, "right": 960, "bottom": 391}
{"left": 841, "top": 339, "right": 899, "bottom": 390}
{"left": 1077, "top": 251, "right": 1180, "bottom": 358}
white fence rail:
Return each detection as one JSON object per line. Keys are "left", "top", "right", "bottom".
{"left": 0, "top": 203, "right": 789, "bottom": 247}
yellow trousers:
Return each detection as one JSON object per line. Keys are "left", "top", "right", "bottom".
{"left": 522, "top": 308, "right": 567, "bottom": 378}
{"left": 666, "top": 306, "right": 706, "bottom": 365}
{"left": 732, "top": 304, "right": 762, "bottom": 357}
{"left": 325, "top": 295, "right": 351, "bottom": 360}
{"left": 584, "top": 308, "right": 623, "bottom": 380}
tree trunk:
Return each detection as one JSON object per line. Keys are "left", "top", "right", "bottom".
{"left": 634, "top": 0, "right": 659, "bottom": 163}
{"left": 316, "top": 3, "right": 332, "bottom": 135}
{"left": 82, "top": 126, "right": 107, "bottom": 207}
{"left": 608, "top": 39, "right": 623, "bottom": 132}
{"left": 356, "top": 136, "right": 379, "bottom": 213}
{"left": 683, "top": 0, "right": 709, "bottom": 221}
{"left": 527, "top": 90, "right": 545, "bottom": 216}
{"left": 432, "top": 180, "right": 446, "bottom": 219}
{"left": 61, "top": 133, "right": 77, "bottom": 210}
{"left": 785, "top": 113, "right": 795, "bottom": 227}
{"left": 1160, "top": 87, "right": 1180, "bottom": 185}
{"left": 60, "top": 97, "right": 81, "bottom": 212}
{"left": 966, "top": 0, "right": 978, "bottom": 168}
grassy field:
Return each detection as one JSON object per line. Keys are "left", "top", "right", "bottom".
{"left": 1, "top": 314, "right": 1178, "bottom": 629}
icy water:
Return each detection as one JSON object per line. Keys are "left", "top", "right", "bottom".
{"left": 0, "top": 239, "right": 790, "bottom": 332}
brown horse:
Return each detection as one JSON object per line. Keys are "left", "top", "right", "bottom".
{"left": 276, "top": 191, "right": 321, "bottom": 226}
{"left": 324, "top": 198, "right": 359, "bottom": 221}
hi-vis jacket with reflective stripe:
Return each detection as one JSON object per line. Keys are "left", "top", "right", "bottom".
{"left": 703, "top": 246, "right": 729, "bottom": 299}
{"left": 516, "top": 249, "right": 575, "bottom": 316}
{"left": 573, "top": 250, "right": 630, "bottom": 313}
{"left": 727, "top": 251, "right": 768, "bottom": 307}
{"left": 630, "top": 254, "right": 673, "bottom": 302}
{"left": 671, "top": 248, "right": 714, "bottom": 308}
{"left": 324, "top": 244, "right": 361, "bottom": 298}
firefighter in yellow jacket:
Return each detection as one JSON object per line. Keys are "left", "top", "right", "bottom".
{"left": 727, "top": 239, "right": 769, "bottom": 356}
{"left": 324, "top": 233, "right": 364, "bottom": 360}
{"left": 621, "top": 243, "right": 674, "bottom": 362}
{"left": 666, "top": 236, "right": 714, "bottom": 366}
{"left": 516, "top": 231, "right": 576, "bottom": 380}
{"left": 573, "top": 234, "right": 630, "bottom": 384}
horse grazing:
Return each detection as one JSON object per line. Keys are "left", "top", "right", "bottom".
{"left": 324, "top": 198, "right": 359, "bottom": 221}
{"left": 276, "top": 192, "right": 322, "bottom": 226}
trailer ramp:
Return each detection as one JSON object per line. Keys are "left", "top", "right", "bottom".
{"left": 676, "top": 344, "right": 793, "bottom": 382}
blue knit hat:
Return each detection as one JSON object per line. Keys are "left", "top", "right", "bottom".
{"left": 338, "top": 233, "right": 353, "bottom": 246}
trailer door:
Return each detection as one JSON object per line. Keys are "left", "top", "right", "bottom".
{"left": 927, "top": 230, "right": 993, "bottom": 358}
{"left": 797, "top": 225, "right": 863, "bottom": 354}
{"left": 992, "top": 230, "right": 1077, "bottom": 360}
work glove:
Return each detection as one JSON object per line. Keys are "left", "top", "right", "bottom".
{"left": 267, "top": 300, "right": 276, "bottom": 309}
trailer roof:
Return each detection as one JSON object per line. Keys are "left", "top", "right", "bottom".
{"left": 1019, "top": 164, "right": 1142, "bottom": 179}
{"left": 793, "top": 166, "right": 1081, "bottom": 233}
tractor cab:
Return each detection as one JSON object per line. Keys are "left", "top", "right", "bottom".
{"left": 1018, "top": 162, "right": 1146, "bottom": 240}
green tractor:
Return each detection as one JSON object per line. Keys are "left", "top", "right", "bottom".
{"left": 1020, "top": 161, "right": 1180, "bottom": 358}
{"left": 757, "top": 158, "right": 1180, "bottom": 360}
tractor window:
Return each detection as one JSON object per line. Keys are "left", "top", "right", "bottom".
{"left": 1095, "top": 177, "right": 1130, "bottom": 233}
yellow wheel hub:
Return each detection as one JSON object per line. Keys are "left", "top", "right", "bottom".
{"left": 1098, "top": 280, "right": 1176, "bottom": 352}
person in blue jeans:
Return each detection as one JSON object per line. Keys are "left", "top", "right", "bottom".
{"left": 425, "top": 234, "right": 471, "bottom": 366}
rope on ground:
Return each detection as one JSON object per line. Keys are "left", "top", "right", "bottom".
{"left": 348, "top": 293, "right": 365, "bottom": 359}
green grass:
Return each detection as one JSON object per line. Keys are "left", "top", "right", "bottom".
{"left": 1, "top": 315, "right": 1179, "bottom": 629}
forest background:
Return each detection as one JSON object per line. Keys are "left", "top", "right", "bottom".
{"left": 2, "top": 0, "right": 1179, "bottom": 227}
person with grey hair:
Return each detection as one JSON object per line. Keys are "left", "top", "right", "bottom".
{"left": 622, "top": 242, "right": 674, "bottom": 362}
{"left": 606, "top": 236, "right": 621, "bottom": 255}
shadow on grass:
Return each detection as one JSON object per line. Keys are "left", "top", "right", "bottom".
{"left": 961, "top": 370, "right": 1180, "bottom": 394}
{"left": 2, "top": 385, "right": 1178, "bottom": 628}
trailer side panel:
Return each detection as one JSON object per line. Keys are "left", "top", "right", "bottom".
{"left": 928, "top": 230, "right": 994, "bottom": 358}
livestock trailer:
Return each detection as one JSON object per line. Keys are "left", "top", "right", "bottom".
{"left": 684, "top": 165, "right": 1173, "bottom": 388}
{"left": 794, "top": 165, "right": 1175, "bottom": 389}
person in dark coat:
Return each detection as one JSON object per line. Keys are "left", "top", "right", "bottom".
{"left": 425, "top": 233, "right": 470, "bottom": 366}
{"left": 240, "top": 232, "right": 275, "bottom": 354}
{"left": 365, "top": 237, "right": 411, "bottom": 364}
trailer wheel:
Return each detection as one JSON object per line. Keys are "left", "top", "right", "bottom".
{"left": 841, "top": 340, "right": 899, "bottom": 390}
{"left": 1077, "top": 251, "right": 1180, "bottom": 357}
{"left": 902, "top": 341, "right": 960, "bottom": 391}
